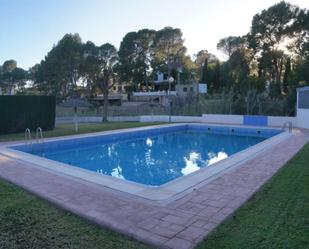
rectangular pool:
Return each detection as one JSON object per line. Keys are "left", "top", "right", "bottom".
{"left": 11, "top": 124, "right": 281, "bottom": 187}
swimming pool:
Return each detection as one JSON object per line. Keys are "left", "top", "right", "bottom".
{"left": 14, "top": 125, "right": 274, "bottom": 186}
{"left": 5, "top": 124, "right": 287, "bottom": 200}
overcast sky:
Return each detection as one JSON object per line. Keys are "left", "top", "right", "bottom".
{"left": 1, "top": 0, "right": 308, "bottom": 69}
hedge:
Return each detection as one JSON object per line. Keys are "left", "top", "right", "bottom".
{"left": 0, "top": 96, "right": 56, "bottom": 135}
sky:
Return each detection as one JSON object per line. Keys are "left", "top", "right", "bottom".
{"left": 1, "top": 0, "right": 308, "bottom": 69}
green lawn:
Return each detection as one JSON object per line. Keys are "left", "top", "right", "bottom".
{"left": 0, "top": 180, "right": 151, "bottom": 249}
{"left": 197, "top": 143, "right": 309, "bottom": 249}
{"left": 0, "top": 122, "right": 162, "bottom": 142}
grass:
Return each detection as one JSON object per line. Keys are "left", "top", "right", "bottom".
{"left": 197, "top": 143, "right": 309, "bottom": 249}
{"left": 0, "top": 180, "right": 151, "bottom": 249}
{"left": 0, "top": 122, "right": 162, "bottom": 142}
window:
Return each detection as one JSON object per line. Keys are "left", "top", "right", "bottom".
{"left": 298, "top": 91, "right": 309, "bottom": 109}
{"left": 183, "top": 87, "right": 187, "bottom": 92}
{"left": 190, "top": 87, "right": 193, "bottom": 92}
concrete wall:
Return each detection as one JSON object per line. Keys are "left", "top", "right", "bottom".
{"left": 202, "top": 114, "right": 243, "bottom": 124}
{"left": 297, "top": 109, "right": 309, "bottom": 129}
{"left": 139, "top": 115, "right": 202, "bottom": 123}
{"left": 268, "top": 116, "right": 296, "bottom": 127}
{"left": 139, "top": 115, "right": 169, "bottom": 122}
{"left": 56, "top": 116, "right": 139, "bottom": 124}
{"left": 201, "top": 114, "right": 296, "bottom": 127}
{"left": 56, "top": 114, "right": 304, "bottom": 129}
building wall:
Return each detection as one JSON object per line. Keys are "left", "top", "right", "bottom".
{"left": 296, "top": 88, "right": 309, "bottom": 129}
{"left": 175, "top": 83, "right": 198, "bottom": 97}
{"left": 297, "top": 109, "right": 309, "bottom": 129}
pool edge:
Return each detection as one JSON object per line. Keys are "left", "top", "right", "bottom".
{"left": 0, "top": 123, "right": 290, "bottom": 202}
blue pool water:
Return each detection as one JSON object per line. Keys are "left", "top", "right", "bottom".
{"left": 12, "top": 125, "right": 280, "bottom": 186}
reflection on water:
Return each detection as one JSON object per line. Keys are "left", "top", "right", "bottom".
{"left": 45, "top": 131, "right": 266, "bottom": 186}
{"left": 111, "top": 166, "right": 124, "bottom": 179}
{"left": 208, "top": 151, "right": 228, "bottom": 166}
{"left": 146, "top": 138, "right": 153, "bottom": 147}
{"left": 182, "top": 152, "right": 202, "bottom": 175}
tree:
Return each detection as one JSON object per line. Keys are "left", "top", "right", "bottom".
{"left": 152, "top": 27, "right": 186, "bottom": 79}
{"left": 248, "top": 1, "right": 306, "bottom": 94}
{"left": 0, "top": 60, "right": 28, "bottom": 94}
{"left": 213, "top": 61, "right": 221, "bottom": 91}
{"left": 81, "top": 42, "right": 118, "bottom": 122}
{"left": 32, "top": 33, "right": 83, "bottom": 100}
{"left": 282, "top": 57, "right": 291, "bottom": 94}
{"left": 2, "top": 60, "right": 17, "bottom": 72}
{"left": 200, "top": 57, "right": 208, "bottom": 84}
{"left": 194, "top": 50, "right": 217, "bottom": 83}
{"left": 248, "top": 1, "right": 301, "bottom": 53}
{"left": 118, "top": 29, "right": 155, "bottom": 90}
{"left": 217, "top": 36, "right": 246, "bottom": 57}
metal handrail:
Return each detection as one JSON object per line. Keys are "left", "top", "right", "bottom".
{"left": 25, "top": 128, "right": 32, "bottom": 145}
{"left": 36, "top": 127, "right": 44, "bottom": 154}
{"left": 36, "top": 127, "right": 43, "bottom": 144}
{"left": 282, "top": 121, "right": 293, "bottom": 133}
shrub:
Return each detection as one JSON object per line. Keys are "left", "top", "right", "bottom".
{"left": 0, "top": 96, "right": 56, "bottom": 134}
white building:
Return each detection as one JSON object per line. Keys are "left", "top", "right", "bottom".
{"left": 296, "top": 86, "right": 309, "bottom": 129}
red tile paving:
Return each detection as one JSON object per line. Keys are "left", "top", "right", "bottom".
{"left": 0, "top": 129, "right": 308, "bottom": 249}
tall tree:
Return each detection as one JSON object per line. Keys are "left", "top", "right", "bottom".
{"left": 193, "top": 50, "right": 218, "bottom": 84}
{"left": 152, "top": 27, "right": 186, "bottom": 80}
{"left": 248, "top": 1, "right": 301, "bottom": 53}
{"left": 248, "top": 1, "right": 305, "bottom": 93}
{"left": 2, "top": 60, "right": 17, "bottom": 72}
{"left": 0, "top": 60, "right": 27, "bottom": 94}
{"left": 217, "top": 36, "right": 246, "bottom": 57}
{"left": 118, "top": 29, "right": 155, "bottom": 90}
{"left": 32, "top": 33, "right": 83, "bottom": 100}
{"left": 213, "top": 61, "right": 221, "bottom": 91}
{"left": 282, "top": 56, "right": 291, "bottom": 94}
{"left": 81, "top": 42, "right": 118, "bottom": 122}
{"left": 200, "top": 57, "right": 208, "bottom": 84}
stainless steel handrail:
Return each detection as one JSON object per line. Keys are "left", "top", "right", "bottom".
{"left": 36, "top": 127, "right": 43, "bottom": 143}
{"left": 36, "top": 127, "right": 44, "bottom": 154}
{"left": 25, "top": 128, "right": 32, "bottom": 145}
{"left": 282, "top": 121, "right": 293, "bottom": 133}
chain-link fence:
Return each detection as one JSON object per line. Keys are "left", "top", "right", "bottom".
{"left": 56, "top": 95, "right": 295, "bottom": 119}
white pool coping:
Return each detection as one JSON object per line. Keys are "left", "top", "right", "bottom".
{"left": 0, "top": 123, "right": 291, "bottom": 201}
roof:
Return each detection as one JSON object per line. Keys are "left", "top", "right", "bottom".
{"left": 297, "top": 86, "right": 309, "bottom": 92}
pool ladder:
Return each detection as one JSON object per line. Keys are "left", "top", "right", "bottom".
{"left": 25, "top": 128, "right": 32, "bottom": 146}
{"left": 282, "top": 121, "right": 293, "bottom": 133}
{"left": 25, "top": 127, "right": 44, "bottom": 153}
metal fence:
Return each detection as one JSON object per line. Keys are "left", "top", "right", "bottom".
{"left": 56, "top": 96, "right": 294, "bottom": 119}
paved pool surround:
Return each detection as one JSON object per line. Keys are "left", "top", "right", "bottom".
{"left": 0, "top": 124, "right": 308, "bottom": 249}
{"left": 2, "top": 124, "right": 284, "bottom": 201}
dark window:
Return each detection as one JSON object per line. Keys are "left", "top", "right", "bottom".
{"left": 298, "top": 91, "right": 309, "bottom": 109}
{"left": 183, "top": 87, "right": 187, "bottom": 92}
{"left": 190, "top": 87, "right": 193, "bottom": 92}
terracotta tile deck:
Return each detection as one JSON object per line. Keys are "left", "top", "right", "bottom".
{"left": 0, "top": 129, "right": 308, "bottom": 249}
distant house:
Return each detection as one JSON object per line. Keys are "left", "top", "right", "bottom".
{"left": 153, "top": 72, "right": 174, "bottom": 91}
{"left": 176, "top": 83, "right": 198, "bottom": 97}
{"left": 110, "top": 82, "right": 128, "bottom": 94}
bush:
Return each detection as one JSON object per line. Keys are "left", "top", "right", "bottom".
{"left": 0, "top": 96, "right": 56, "bottom": 134}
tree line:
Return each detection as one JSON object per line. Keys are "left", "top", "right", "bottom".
{"left": 0, "top": 1, "right": 308, "bottom": 118}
